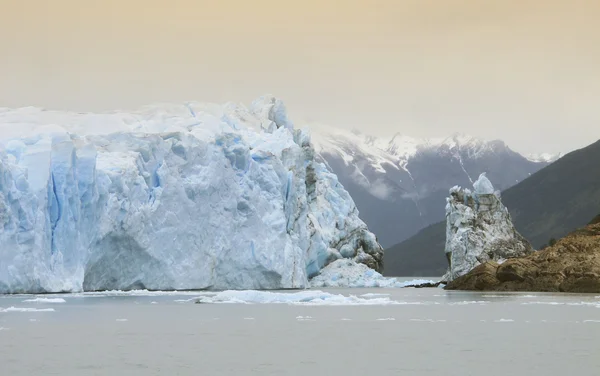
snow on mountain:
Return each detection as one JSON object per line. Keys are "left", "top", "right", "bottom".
{"left": 526, "top": 152, "right": 563, "bottom": 163}
{"left": 309, "top": 125, "right": 554, "bottom": 247}
{"left": 311, "top": 127, "right": 533, "bottom": 187}
{"left": 310, "top": 125, "right": 401, "bottom": 175}
{"left": 0, "top": 96, "right": 383, "bottom": 293}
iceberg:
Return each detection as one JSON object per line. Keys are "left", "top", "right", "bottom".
{"left": 0, "top": 96, "right": 383, "bottom": 293}
{"left": 443, "top": 173, "right": 533, "bottom": 281}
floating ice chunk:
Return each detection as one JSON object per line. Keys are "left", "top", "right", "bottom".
{"left": 0, "top": 307, "right": 55, "bottom": 313}
{"left": 195, "top": 290, "right": 402, "bottom": 305}
{"left": 296, "top": 316, "right": 315, "bottom": 321}
{"left": 583, "top": 320, "right": 600, "bottom": 323}
{"left": 243, "top": 317, "right": 255, "bottom": 320}
{"left": 174, "top": 298, "right": 199, "bottom": 303}
{"left": 399, "top": 279, "right": 438, "bottom": 287}
{"left": 116, "top": 319, "right": 128, "bottom": 322}
{"left": 521, "top": 301, "right": 563, "bottom": 305}
{"left": 75, "top": 290, "right": 205, "bottom": 297}
{"left": 22, "top": 298, "right": 66, "bottom": 303}
{"left": 361, "top": 293, "right": 390, "bottom": 298}
{"left": 521, "top": 301, "right": 600, "bottom": 307}
{"left": 376, "top": 318, "right": 395, "bottom": 321}
{"left": 494, "top": 319, "right": 514, "bottom": 322}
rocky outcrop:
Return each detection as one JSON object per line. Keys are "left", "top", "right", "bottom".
{"left": 443, "top": 173, "right": 533, "bottom": 281}
{"left": 446, "top": 222, "right": 600, "bottom": 292}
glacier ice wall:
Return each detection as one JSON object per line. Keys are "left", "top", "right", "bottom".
{"left": 0, "top": 96, "right": 383, "bottom": 293}
{"left": 443, "top": 173, "right": 533, "bottom": 281}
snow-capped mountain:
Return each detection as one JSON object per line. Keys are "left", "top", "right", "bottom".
{"left": 526, "top": 152, "right": 563, "bottom": 163}
{"left": 0, "top": 96, "right": 383, "bottom": 293}
{"left": 310, "top": 125, "right": 555, "bottom": 247}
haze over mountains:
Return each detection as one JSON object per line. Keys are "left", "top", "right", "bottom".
{"left": 311, "top": 125, "right": 558, "bottom": 247}
{"left": 385, "top": 139, "right": 600, "bottom": 277}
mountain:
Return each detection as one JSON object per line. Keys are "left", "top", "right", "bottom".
{"left": 0, "top": 96, "right": 383, "bottom": 293}
{"left": 385, "top": 139, "right": 600, "bottom": 277}
{"left": 310, "top": 125, "right": 553, "bottom": 248}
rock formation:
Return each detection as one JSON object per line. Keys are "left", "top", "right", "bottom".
{"left": 443, "top": 173, "right": 533, "bottom": 281}
{"left": 446, "top": 220, "right": 600, "bottom": 292}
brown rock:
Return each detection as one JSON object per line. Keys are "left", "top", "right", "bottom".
{"left": 446, "top": 222, "right": 600, "bottom": 292}
{"left": 445, "top": 262, "right": 500, "bottom": 291}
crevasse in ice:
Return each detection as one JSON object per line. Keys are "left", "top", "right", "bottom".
{"left": 0, "top": 96, "right": 383, "bottom": 293}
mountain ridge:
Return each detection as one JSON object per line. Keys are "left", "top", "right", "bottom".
{"left": 309, "top": 124, "right": 556, "bottom": 247}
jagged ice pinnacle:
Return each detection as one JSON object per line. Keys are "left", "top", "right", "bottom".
{"left": 443, "top": 173, "right": 533, "bottom": 281}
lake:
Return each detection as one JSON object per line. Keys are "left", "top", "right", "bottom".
{"left": 1, "top": 286, "right": 599, "bottom": 375}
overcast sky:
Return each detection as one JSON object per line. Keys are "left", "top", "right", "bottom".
{"left": 1, "top": 0, "right": 599, "bottom": 154}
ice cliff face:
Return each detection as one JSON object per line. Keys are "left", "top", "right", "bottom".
{"left": 443, "top": 173, "right": 533, "bottom": 281}
{"left": 0, "top": 96, "right": 383, "bottom": 293}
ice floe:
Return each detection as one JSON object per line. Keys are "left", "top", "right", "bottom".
{"left": 22, "top": 298, "right": 66, "bottom": 303}
{"left": 0, "top": 307, "right": 55, "bottom": 313}
{"left": 194, "top": 290, "right": 404, "bottom": 305}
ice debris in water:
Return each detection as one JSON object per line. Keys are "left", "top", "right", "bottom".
{"left": 361, "top": 293, "right": 390, "bottom": 298}
{"left": 309, "top": 259, "right": 434, "bottom": 288}
{"left": 22, "top": 298, "right": 66, "bottom": 303}
{"left": 194, "top": 290, "right": 402, "bottom": 305}
{"left": 0, "top": 95, "right": 383, "bottom": 293}
{"left": 0, "top": 307, "right": 55, "bottom": 313}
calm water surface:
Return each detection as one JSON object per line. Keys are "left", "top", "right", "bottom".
{"left": 1, "top": 284, "right": 599, "bottom": 376}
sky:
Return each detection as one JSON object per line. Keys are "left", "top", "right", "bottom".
{"left": 1, "top": 0, "right": 599, "bottom": 155}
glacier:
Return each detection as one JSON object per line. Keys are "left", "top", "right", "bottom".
{"left": 0, "top": 96, "right": 383, "bottom": 293}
